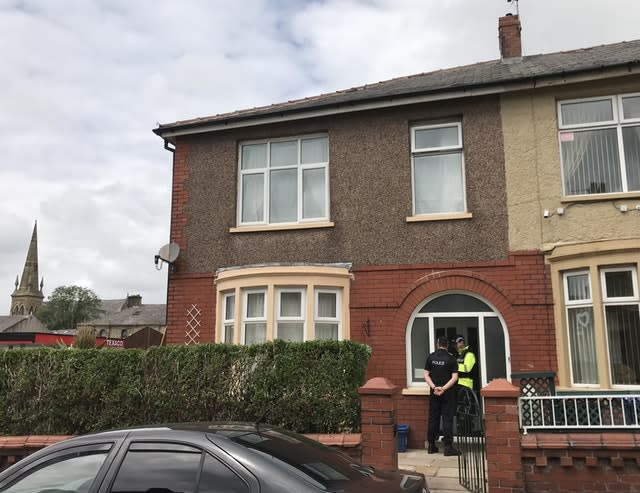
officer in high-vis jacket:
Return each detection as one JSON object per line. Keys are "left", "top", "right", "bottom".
{"left": 454, "top": 335, "right": 476, "bottom": 390}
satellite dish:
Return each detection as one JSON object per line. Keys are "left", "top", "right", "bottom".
{"left": 158, "top": 243, "right": 180, "bottom": 263}
{"left": 155, "top": 243, "right": 180, "bottom": 270}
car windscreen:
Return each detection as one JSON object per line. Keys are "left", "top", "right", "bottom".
{"left": 210, "top": 429, "right": 371, "bottom": 487}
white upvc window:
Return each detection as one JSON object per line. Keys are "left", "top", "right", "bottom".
{"left": 411, "top": 122, "right": 466, "bottom": 215}
{"left": 238, "top": 135, "right": 329, "bottom": 225}
{"left": 563, "top": 271, "right": 599, "bottom": 386}
{"left": 276, "top": 288, "right": 305, "bottom": 342}
{"left": 601, "top": 266, "right": 640, "bottom": 387}
{"left": 242, "top": 289, "right": 266, "bottom": 345}
{"left": 558, "top": 93, "right": 640, "bottom": 196}
{"left": 222, "top": 292, "right": 235, "bottom": 344}
{"left": 314, "top": 289, "right": 341, "bottom": 340}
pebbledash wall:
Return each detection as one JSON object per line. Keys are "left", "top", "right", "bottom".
{"left": 162, "top": 96, "right": 556, "bottom": 447}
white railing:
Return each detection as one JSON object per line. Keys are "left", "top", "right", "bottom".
{"left": 519, "top": 394, "right": 640, "bottom": 431}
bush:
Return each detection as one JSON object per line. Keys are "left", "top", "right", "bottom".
{"left": 0, "top": 340, "right": 370, "bottom": 436}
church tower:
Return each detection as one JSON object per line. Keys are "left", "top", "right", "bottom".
{"left": 11, "top": 222, "right": 44, "bottom": 315}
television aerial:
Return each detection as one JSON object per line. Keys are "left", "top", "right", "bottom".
{"left": 155, "top": 243, "right": 180, "bottom": 271}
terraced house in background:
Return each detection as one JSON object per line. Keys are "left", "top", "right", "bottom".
{"left": 154, "top": 14, "right": 640, "bottom": 447}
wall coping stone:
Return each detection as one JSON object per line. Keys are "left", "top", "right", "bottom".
{"left": 481, "top": 378, "right": 520, "bottom": 398}
{"left": 358, "top": 377, "right": 399, "bottom": 396}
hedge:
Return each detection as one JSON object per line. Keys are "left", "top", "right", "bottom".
{"left": 0, "top": 339, "right": 370, "bottom": 436}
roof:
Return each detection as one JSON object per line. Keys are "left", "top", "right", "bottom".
{"left": 0, "top": 315, "right": 45, "bottom": 333}
{"left": 154, "top": 39, "right": 640, "bottom": 139}
{"left": 80, "top": 298, "right": 166, "bottom": 327}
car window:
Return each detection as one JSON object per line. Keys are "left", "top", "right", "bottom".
{"left": 221, "top": 429, "right": 369, "bottom": 488}
{"left": 0, "top": 449, "right": 110, "bottom": 493}
{"left": 109, "top": 443, "right": 201, "bottom": 493}
{"left": 198, "top": 454, "right": 249, "bottom": 493}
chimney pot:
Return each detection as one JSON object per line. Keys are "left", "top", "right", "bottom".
{"left": 499, "top": 14, "right": 522, "bottom": 59}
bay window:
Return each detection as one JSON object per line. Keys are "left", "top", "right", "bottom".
{"left": 558, "top": 93, "right": 640, "bottom": 196}
{"left": 216, "top": 265, "right": 351, "bottom": 345}
{"left": 562, "top": 265, "right": 640, "bottom": 388}
{"left": 238, "top": 135, "right": 329, "bottom": 225}
{"left": 411, "top": 122, "right": 466, "bottom": 215}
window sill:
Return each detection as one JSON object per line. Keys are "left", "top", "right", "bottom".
{"left": 402, "top": 387, "right": 429, "bottom": 396}
{"left": 406, "top": 212, "right": 473, "bottom": 222}
{"left": 561, "top": 192, "right": 640, "bottom": 203}
{"left": 230, "top": 221, "right": 335, "bottom": 233}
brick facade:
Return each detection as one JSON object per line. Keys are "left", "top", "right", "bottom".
{"left": 164, "top": 250, "right": 555, "bottom": 448}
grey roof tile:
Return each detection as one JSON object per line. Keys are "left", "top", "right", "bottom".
{"left": 155, "top": 39, "right": 640, "bottom": 134}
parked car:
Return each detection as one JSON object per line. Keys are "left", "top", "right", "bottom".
{"left": 0, "top": 422, "right": 428, "bottom": 493}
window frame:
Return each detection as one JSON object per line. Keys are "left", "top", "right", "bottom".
{"left": 222, "top": 292, "right": 236, "bottom": 344}
{"left": 557, "top": 93, "right": 640, "bottom": 197}
{"left": 410, "top": 121, "right": 467, "bottom": 216}
{"left": 237, "top": 134, "right": 329, "bottom": 227}
{"left": 241, "top": 288, "right": 267, "bottom": 345}
{"left": 314, "top": 288, "right": 342, "bottom": 341}
{"left": 562, "top": 270, "right": 599, "bottom": 387}
{"left": 275, "top": 287, "right": 306, "bottom": 342}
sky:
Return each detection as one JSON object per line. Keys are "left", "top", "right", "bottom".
{"left": 2, "top": 0, "right": 640, "bottom": 308}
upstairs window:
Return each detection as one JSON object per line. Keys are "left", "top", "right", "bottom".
{"left": 411, "top": 122, "right": 466, "bottom": 215}
{"left": 558, "top": 94, "right": 640, "bottom": 196}
{"left": 238, "top": 135, "right": 329, "bottom": 225}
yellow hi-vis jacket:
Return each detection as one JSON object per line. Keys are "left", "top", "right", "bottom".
{"left": 457, "top": 347, "right": 476, "bottom": 389}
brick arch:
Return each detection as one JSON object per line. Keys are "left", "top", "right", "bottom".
{"left": 393, "top": 269, "right": 520, "bottom": 336}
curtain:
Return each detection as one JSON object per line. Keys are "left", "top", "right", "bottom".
{"left": 277, "top": 322, "right": 304, "bottom": 342}
{"left": 567, "top": 274, "right": 591, "bottom": 301}
{"left": 301, "top": 137, "right": 328, "bottom": 164}
{"left": 270, "top": 140, "right": 297, "bottom": 167}
{"left": 303, "top": 168, "right": 325, "bottom": 219}
{"left": 317, "top": 292, "right": 336, "bottom": 318}
{"left": 241, "top": 143, "right": 267, "bottom": 170}
{"left": 246, "top": 292, "right": 264, "bottom": 318}
{"left": 561, "top": 99, "right": 613, "bottom": 125}
{"left": 414, "top": 152, "right": 463, "bottom": 214}
{"left": 269, "top": 169, "right": 297, "bottom": 222}
{"left": 561, "top": 128, "right": 621, "bottom": 195}
{"left": 280, "top": 292, "right": 301, "bottom": 317}
{"left": 606, "top": 305, "right": 640, "bottom": 385}
{"left": 245, "top": 323, "right": 266, "bottom": 344}
{"left": 623, "top": 126, "right": 640, "bottom": 191}
{"left": 414, "top": 126, "right": 458, "bottom": 149}
{"left": 315, "top": 322, "right": 338, "bottom": 340}
{"left": 242, "top": 174, "right": 264, "bottom": 222}
{"left": 568, "top": 307, "right": 599, "bottom": 384}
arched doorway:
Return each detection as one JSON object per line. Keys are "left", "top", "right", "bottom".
{"left": 406, "top": 292, "right": 511, "bottom": 389}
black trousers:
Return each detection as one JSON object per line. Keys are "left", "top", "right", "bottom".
{"left": 427, "top": 389, "right": 456, "bottom": 446}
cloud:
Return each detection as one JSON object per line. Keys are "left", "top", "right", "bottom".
{"left": 1, "top": 0, "right": 639, "bottom": 307}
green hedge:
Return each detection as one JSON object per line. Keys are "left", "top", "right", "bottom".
{"left": 0, "top": 339, "right": 370, "bottom": 436}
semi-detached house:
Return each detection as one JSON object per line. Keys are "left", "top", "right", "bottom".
{"left": 154, "top": 15, "right": 640, "bottom": 447}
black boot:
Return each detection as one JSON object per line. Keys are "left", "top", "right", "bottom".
{"left": 427, "top": 442, "right": 439, "bottom": 454}
{"left": 443, "top": 446, "right": 461, "bottom": 456}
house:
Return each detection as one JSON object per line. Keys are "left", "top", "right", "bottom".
{"left": 153, "top": 14, "right": 640, "bottom": 446}
{"left": 77, "top": 294, "right": 166, "bottom": 342}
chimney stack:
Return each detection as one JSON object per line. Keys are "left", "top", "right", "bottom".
{"left": 499, "top": 14, "right": 522, "bottom": 59}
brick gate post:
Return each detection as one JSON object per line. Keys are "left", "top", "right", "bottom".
{"left": 481, "top": 379, "right": 524, "bottom": 493}
{"left": 358, "top": 377, "right": 399, "bottom": 470}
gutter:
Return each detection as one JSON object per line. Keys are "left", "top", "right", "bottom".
{"left": 154, "top": 62, "right": 640, "bottom": 143}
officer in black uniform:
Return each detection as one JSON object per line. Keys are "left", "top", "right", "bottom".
{"left": 424, "top": 336, "right": 461, "bottom": 456}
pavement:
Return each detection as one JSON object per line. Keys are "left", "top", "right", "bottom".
{"left": 398, "top": 447, "right": 468, "bottom": 493}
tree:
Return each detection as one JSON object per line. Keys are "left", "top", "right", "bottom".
{"left": 36, "top": 285, "right": 103, "bottom": 331}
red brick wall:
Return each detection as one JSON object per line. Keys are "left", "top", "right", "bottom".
{"left": 348, "top": 251, "right": 554, "bottom": 448}
{"left": 163, "top": 251, "right": 554, "bottom": 447}
{"left": 522, "top": 433, "right": 640, "bottom": 493}
{"left": 164, "top": 273, "right": 215, "bottom": 345}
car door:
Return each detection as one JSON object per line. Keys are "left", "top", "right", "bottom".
{"left": 98, "top": 440, "right": 257, "bottom": 493}
{"left": 0, "top": 443, "right": 116, "bottom": 493}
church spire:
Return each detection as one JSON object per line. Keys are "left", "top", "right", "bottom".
{"left": 11, "top": 221, "right": 44, "bottom": 315}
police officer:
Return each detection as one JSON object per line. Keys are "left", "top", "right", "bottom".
{"left": 454, "top": 335, "right": 476, "bottom": 391}
{"left": 424, "top": 336, "right": 461, "bottom": 456}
